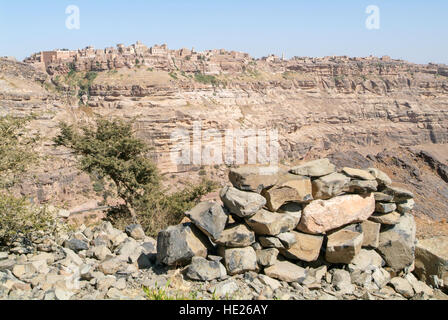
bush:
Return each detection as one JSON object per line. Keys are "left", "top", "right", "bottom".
{"left": 0, "top": 115, "right": 57, "bottom": 245}
{"left": 0, "top": 195, "right": 56, "bottom": 245}
{"left": 54, "top": 117, "right": 217, "bottom": 236}
{"left": 194, "top": 73, "right": 220, "bottom": 86}
{"left": 0, "top": 115, "right": 39, "bottom": 189}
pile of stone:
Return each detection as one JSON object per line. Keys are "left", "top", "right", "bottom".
{"left": 0, "top": 222, "right": 158, "bottom": 300}
{"left": 157, "top": 158, "right": 434, "bottom": 295}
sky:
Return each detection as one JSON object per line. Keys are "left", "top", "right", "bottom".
{"left": 0, "top": 0, "right": 447, "bottom": 64}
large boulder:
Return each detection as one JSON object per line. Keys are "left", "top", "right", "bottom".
{"left": 280, "top": 231, "right": 324, "bottom": 262}
{"left": 377, "top": 213, "right": 416, "bottom": 272}
{"left": 326, "top": 230, "right": 363, "bottom": 264}
{"left": 297, "top": 194, "right": 375, "bottom": 235}
{"left": 186, "top": 257, "right": 227, "bottom": 281}
{"left": 311, "top": 172, "right": 351, "bottom": 200}
{"left": 221, "top": 247, "right": 258, "bottom": 275}
{"left": 214, "top": 224, "right": 255, "bottom": 248}
{"left": 264, "top": 260, "right": 307, "bottom": 283}
{"left": 290, "top": 158, "right": 336, "bottom": 177}
{"left": 229, "top": 166, "right": 282, "bottom": 193}
{"left": 156, "top": 223, "right": 212, "bottom": 266}
{"left": 414, "top": 236, "right": 448, "bottom": 289}
{"left": 185, "top": 202, "right": 228, "bottom": 240}
{"left": 245, "top": 209, "right": 301, "bottom": 236}
{"left": 261, "top": 174, "right": 312, "bottom": 211}
{"left": 220, "top": 186, "right": 266, "bottom": 218}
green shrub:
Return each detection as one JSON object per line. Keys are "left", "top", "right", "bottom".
{"left": 194, "top": 73, "right": 220, "bottom": 86}
{"left": 0, "top": 115, "right": 39, "bottom": 189}
{"left": 0, "top": 115, "right": 57, "bottom": 245}
{"left": 0, "top": 195, "right": 57, "bottom": 245}
{"left": 54, "top": 117, "right": 217, "bottom": 236}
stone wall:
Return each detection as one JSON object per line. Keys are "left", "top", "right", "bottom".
{"left": 157, "top": 158, "right": 423, "bottom": 293}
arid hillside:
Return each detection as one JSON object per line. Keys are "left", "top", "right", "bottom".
{"left": 1, "top": 43, "right": 447, "bottom": 236}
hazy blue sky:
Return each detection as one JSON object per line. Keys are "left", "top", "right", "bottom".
{"left": 0, "top": 1, "right": 446, "bottom": 64}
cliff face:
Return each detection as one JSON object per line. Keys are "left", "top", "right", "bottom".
{"left": 1, "top": 48, "right": 448, "bottom": 227}
{"left": 82, "top": 62, "right": 448, "bottom": 174}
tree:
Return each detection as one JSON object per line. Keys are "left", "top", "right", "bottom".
{"left": 54, "top": 117, "right": 216, "bottom": 235}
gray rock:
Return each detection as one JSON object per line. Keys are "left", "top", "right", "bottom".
{"left": 390, "top": 277, "right": 414, "bottom": 298}
{"left": 89, "top": 245, "right": 112, "bottom": 261}
{"left": 0, "top": 252, "right": 8, "bottom": 261}
{"left": 342, "top": 167, "right": 376, "bottom": 180}
{"left": 332, "top": 269, "right": 355, "bottom": 294}
{"left": 373, "top": 192, "right": 394, "bottom": 202}
{"left": 209, "top": 279, "right": 239, "bottom": 298}
{"left": 361, "top": 220, "right": 381, "bottom": 248}
{"left": 346, "top": 179, "right": 378, "bottom": 194}
{"left": 326, "top": 230, "right": 363, "bottom": 264}
{"left": 185, "top": 201, "right": 228, "bottom": 240}
{"left": 349, "top": 249, "right": 385, "bottom": 272}
{"left": 366, "top": 168, "right": 392, "bottom": 187}
{"left": 280, "top": 231, "right": 324, "bottom": 262}
{"left": 214, "top": 224, "right": 255, "bottom": 248}
{"left": 221, "top": 247, "right": 257, "bottom": 275}
{"left": 312, "top": 172, "right": 351, "bottom": 200}
{"left": 256, "top": 248, "right": 279, "bottom": 267}
{"left": 116, "top": 238, "right": 142, "bottom": 263}
{"left": 54, "top": 288, "right": 74, "bottom": 301}
{"left": 125, "top": 224, "right": 146, "bottom": 240}
{"left": 371, "top": 268, "right": 391, "bottom": 288}
{"left": 156, "top": 223, "right": 212, "bottom": 266}
{"left": 96, "top": 275, "right": 116, "bottom": 291}
{"left": 259, "top": 237, "right": 284, "bottom": 249}
{"left": 377, "top": 213, "right": 416, "bottom": 272}
{"left": 245, "top": 209, "right": 301, "bottom": 236}
{"left": 414, "top": 236, "right": 448, "bottom": 289}
{"left": 258, "top": 274, "right": 281, "bottom": 291}
{"left": 375, "top": 202, "right": 397, "bottom": 214}
{"left": 186, "top": 257, "right": 227, "bottom": 281}
{"left": 397, "top": 199, "right": 415, "bottom": 214}
{"left": 405, "top": 273, "right": 434, "bottom": 296}
{"left": 382, "top": 186, "right": 414, "bottom": 202}
{"left": 264, "top": 260, "right": 307, "bottom": 283}
{"left": 229, "top": 166, "right": 281, "bottom": 193}
{"left": 220, "top": 186, "right": 266, "bottom": 218}
{"left": 98, "top": 257, "right": 123, "bottom": 275}
{"left": 290, "top": 158, "right": 336, "bottom": 177}
{"left": 0, "top": 259, "right": 15, "bottom": 272}
{"left": 62, "top": 248, "right": 83, "bottom": 266}
{"left": 64, "top": 239, "right": 89, "bottom": 253}
{"left": 276, "top": 232, "right": 297, "bottom": 249}
{"left": 369, "top": 211, "right": 401, "bottom": 226}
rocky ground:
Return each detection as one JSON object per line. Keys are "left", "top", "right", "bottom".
{"left": 1, "top": 220, "right": 447, "bottom": 301}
